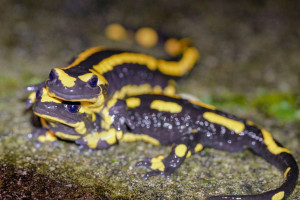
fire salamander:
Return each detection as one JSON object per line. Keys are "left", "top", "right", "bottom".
{"left": 25, "top": 25, "right": 199, "bottom": 112}
{"left": 31, "top": 88, "right": 299, "bottom": 200}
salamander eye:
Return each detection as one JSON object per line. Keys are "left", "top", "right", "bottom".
{"left": 88, "top": 76, "right": 98, "bottom": 88}
{"left": 36, "top": 90, "right": 42, "bottom": 99}
{"left": 67, "top": 104, "right": 80, "bottom": 113}
{"left": 49, "top": 70, "right": 56, "bottom": 81}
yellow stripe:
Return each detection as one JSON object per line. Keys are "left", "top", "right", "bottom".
{"left": 93, "top": 53, "right": 157, "bottom": 74}
{"left": 272, "top": 191, "right": 284, "bottom": 200}
{"left": 54, "top": 68, "right": 77, "bottom": 88}
{"left": 63, "top": 46, "right": 104, "bottom": 70}
{"left": 283, "top": 167, "right": 291, "bottom": 179}
{"left": 120, "top": 133, "right": 160, "bottom": 146}
{"left": 126, "top": 97, "right": 141, "bottom": 108}
{"left": 55, "top": 132, "right": 81, "bottom": 141}
{"left": 189, "top": 99, "right": 216, "bottom": 110}
{"left": 203, "top": 112, "right": 245, "bottom": 134}
{"left": 157, "top": 47, "right": 199, "bottom": 76}
{"left": 261, "top": 129, "right": 290, "bottom": 155}
{"left": 150, "top": 100, "right": 182, "bottom": 113}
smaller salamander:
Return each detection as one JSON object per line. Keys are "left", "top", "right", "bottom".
{"left": 32, "top": 88, "right": 299, "bottom": 200}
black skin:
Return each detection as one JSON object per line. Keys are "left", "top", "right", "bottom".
{"left": 31, "top": 93, "right": 299, "bottom": 200}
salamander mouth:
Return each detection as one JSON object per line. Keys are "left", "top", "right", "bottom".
{"left": 47, "top": 88, "right": 98, "bottom": 102}
{"left": 33, "top": 106, "right": 79, "bottom": 128}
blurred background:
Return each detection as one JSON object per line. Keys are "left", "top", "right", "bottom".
{"left": 0, "top": 1, "right": 299, "bottom": 199}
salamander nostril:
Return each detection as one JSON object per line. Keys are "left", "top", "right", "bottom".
{"left": 49, "top": 70, "right": 56, "bottom": 81}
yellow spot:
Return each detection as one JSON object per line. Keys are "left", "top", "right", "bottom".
{"left": 54, "top": 68, "right": 77, "bottom": 88}
{"left": 135, "top": 27, "right": 158, "bottom": 48}
{"left": 157, "top": 47, "right": 199, "bottom": 76}
{"left": 40, "top": 88, "right": 62, "bottom": 103}
{"left": 126, "top": 97, "right": 141, "bottom": 108}
{"left": 186, "top": 150, "right": 191, "bottom": 158}
{"left": 99, "top": 128, "right": 117, "bottom": 145}
{"left": 78, "top": 73, "right": 95, "bottom": 83}
{"left": 203, "top": 112, "right": 245, "bottom": 134}
{"left": 164, "top": 38, "right": 185, "bottom": 57}
{"left": 63, "top": 46, "right": 104, "bottom": 70}
{"left": 152, "top": 85, "right": 163, "bottom": 94}
{"left": 55, "top": 132, "right": 81, "bottom": 141}
{"left": 164, "top": 84, "right": 176, "bottom": 95}
{"left": 247, "top": 120, "right": 254, "bottom": 126}
{"left": 120, "top": 133, "right": 160, "bottom": 146}
{"left": 150, "top": 100, "right": 182, "bottom": 113}
{"left": 283, "top": 167, "right": 291, "bottom": 179}
{"left": 74, "top": 121, "right": 87, "bottom": 135}
{"left": 84, "top": 133, "right": 101, "bottom": 149}
{"left": 93, "top": 53, "right": 157, "bottom": 75}
{"left": 272, "top": 191, "right": 284, "bottom": 200}
{"left": 189, "top": 99, "right": 216, "bottom": 110}
{"left": 151, "top": 155, "right": 165, "bottom": 171}
{"left": 27, "top": 92, "right": 36, "bottom": 104}
{"left": 105, "top": 23, "right": 127, "bottom": 41}
{"left": 175, "top": 144, "right": 187, "bottom": 157}
{"left": 194, "top": 144, "right": 203, "bottom": 152}
{"left": 261, "top": 129, "right": 290, "bottom": 155}
{"left": 38, "top": 131, "right": 57, "bottom": 143}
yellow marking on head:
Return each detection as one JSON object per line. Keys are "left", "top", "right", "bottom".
{"left": 175, "top": 144, "right": 187, "bottom": 157}
{"left": 120, "top": 133, "right": 160, "bottom": 146}
{"left": 272, "top": 191, "right": 285, "bottom": 200}
{"left": 93, "top": 53, "right": 157, "bottom": 74}
{"left": 151, "top": 155, "right": 165, "bottom": 171}
{"left": 78, "top": 73, "right": 95, "bottom": 82}
{"left": 203, "top": 112, "right": 245, "bottom": 134}
{"left": 38, "top": 131, "right": 57, "bottom": 143}
{"left": 189, "top": 100, "right": 216, "bottom": 110}
{"left": 261, "top": 129, "right": 290, "bottom": 155}
{"left": 186, "top": 150, "right": 191, "bottom": 158}
{"left": 55, "top": 132, "right": 81, "bottom": 141}
{"left": 150, "top": 100, "right": 182, "bottom": 113}
{"left": 135, "top": 27, "right": 158, "bottom": 48}
{"left": 63, "top": 46, "right": 104, "bottom": 70}
{"left": 126, "top": 97, "right": 141, "bottom": 108}
{"left": 283, "top": 167, "right": 291, "bottom": 179}
{"left": 54, "top": 68, "right": 77, "bottom": 88}
{"left": 194, "top": 144, "right": 203, "bottom": 153}
{"left": 40, "top": 88, "right": 62, "bottom": 103}
{"left": 105, "top": 24, "right": 127, "bottom": 41}
{"left": 157, "top": 47, "right": 199, "bottom": 76}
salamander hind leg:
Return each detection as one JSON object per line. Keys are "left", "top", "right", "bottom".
{"left": 135, "top": 134, "right": 203, "bottom": 180}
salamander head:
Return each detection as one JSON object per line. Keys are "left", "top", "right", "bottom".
{"left": 33, "top": 88, "right": 98, "bottom": 135}
{"left": 46, "top": 68, "right": 108, "bottom": 104}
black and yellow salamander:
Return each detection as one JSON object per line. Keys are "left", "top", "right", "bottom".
{"left": 31, "top": 88, "right": 299, "bottom": 200}
{"left": 24, "top": 26, "right": 199, "bottom": 112}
